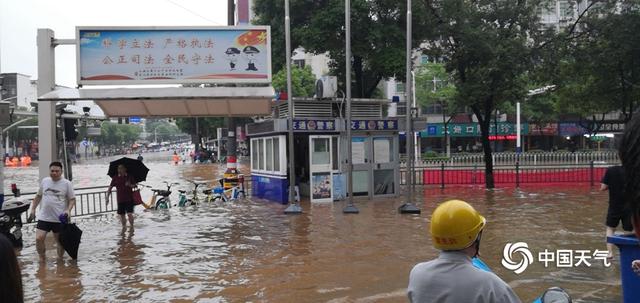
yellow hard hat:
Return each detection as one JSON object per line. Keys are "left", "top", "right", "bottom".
{"left": 430, "top": 200, "right": 486, "bottom": 250}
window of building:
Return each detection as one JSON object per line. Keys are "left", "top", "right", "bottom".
{"left": 421, "top": 55, "right": 429, "bottom": 65}
{"left": 396, "top": 82, "right": 405, "bottom": 93}
{"left": 293, "top": 59, "right": 305, "bottom": 68}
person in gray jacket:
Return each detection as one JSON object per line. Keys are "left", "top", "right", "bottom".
{"left": 408, "top": 200, "right": 521, "bottom": 303}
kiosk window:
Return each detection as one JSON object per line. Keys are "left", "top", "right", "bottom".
{"left": 273, "top": 137, "right": 280, "bottom": 171}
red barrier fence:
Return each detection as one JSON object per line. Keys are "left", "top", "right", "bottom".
{"left": 401, "top": 162, "right": 607, "bottom": 188}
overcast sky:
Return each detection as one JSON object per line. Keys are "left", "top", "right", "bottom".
{"left": 0, "top": 0, "right": 229, "bottom": 87}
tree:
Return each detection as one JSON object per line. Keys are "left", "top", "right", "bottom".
{"left": 253, "top": 0, "right": 430, "bottom": 98}
{"left": 175, "top": 117, "right": 226, "bottom": 151}
{"left": 422, "top": 0, "right": 548, "bottom": 188}
{"left": 553, "top": 2, "right": 640, "bottom": 134}
{"left": 272, "top": 65, "right": 317, "bottom": 97}
{"left": 100, "top": 122, "right": 142, "bottom": 147}
{"left": 415, "top": 62, "right": 458, "bottom": 155}
{"left": 145, "top": 119, "right": 183, "bottom": 142}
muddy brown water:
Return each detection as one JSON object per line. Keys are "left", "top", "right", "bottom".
{"left": 6, "top": 162, "right": 621, "bottom": 302}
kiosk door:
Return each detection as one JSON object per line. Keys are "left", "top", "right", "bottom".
{"left": 351, "top": 136, "right": 371, "bottom": 197}
{"left": 309, "top": 136, "right": 333, "bottom": 202}
{"left": 372, "top": 136, "right": 396, "bottom": 196}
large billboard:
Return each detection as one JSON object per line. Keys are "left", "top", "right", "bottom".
{"left": 76, "top": 26, "right": 271, "bottom": 85}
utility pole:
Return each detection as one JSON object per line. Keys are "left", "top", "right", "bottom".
{"left": 284, "top": 0, "right": 302, "bottom": 214}
{"left": 398, "top": 0, "right": 420, "bottom": 214}
{"left": 342, "top": 0, "right": 358, "bottom": 214}
{"left": 223, "top": 0, "right": 240, "bottom": 190}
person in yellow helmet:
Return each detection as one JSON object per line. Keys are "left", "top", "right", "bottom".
{"left": 408, "top": 200, "right": 521, "bottom": 303}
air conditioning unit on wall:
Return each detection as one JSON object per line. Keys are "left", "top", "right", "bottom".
{"left": 315, "top": 76, "right": 338, "bottom": 99}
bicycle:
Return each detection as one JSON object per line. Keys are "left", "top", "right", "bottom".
{"left": 210, "top": 179, "right": 246, "bottom": 202}
{"left": 178, "top": 180, "right": 210, "bottom": 207}
{"left": 152, "top": 181, "right": 180, "bottom": 209}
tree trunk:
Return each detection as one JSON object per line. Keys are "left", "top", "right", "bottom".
{"left": 473, "top": 106, "right": 495, "bottom": 189}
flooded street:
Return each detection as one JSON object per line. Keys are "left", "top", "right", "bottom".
{"left": 9, "top": 160, "right": 621, "bottom": 302}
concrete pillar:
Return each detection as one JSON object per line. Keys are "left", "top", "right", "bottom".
{"left": 37, "top": 29, "right": 57, "bottom": 180}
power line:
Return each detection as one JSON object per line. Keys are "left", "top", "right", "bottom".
{"left": 164, "top": 0, "right": 224, "bottom": 25}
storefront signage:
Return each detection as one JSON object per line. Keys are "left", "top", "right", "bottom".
{"left": 489, "top": 135, "right": 517, "bottom": 141}
{"left": 421, "top": 123, "right": 529, "bottom": 137}
{"left": 529, "top": 123, "right": 558, "bottom": 136}
{"left": 558, "top": 122, "right": 588, "bottom": 137}
{"left": 293, "top": 119, "right": 336, "bottom": 131}
{"left": 351, "top": 120, "right": 398, "bottom": 131}
{"left": 77, "top": 26, "right": 271, "bottom": 85}
{"left": 558, "top": 121, "right": 626, "bottom": 136}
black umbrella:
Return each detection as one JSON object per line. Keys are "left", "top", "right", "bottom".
{"left": 108, "top": 157, "right": 150, "bottom": 183}
{"left": 59, "top": 223, "right": 83, "bottom": 259}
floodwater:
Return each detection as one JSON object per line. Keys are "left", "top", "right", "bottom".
{"left": 9, "top": 159, "right": 622, "bottom": 302}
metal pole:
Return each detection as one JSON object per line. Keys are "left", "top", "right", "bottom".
{"left": 37, "top": 29, "right": 58, "bottom": 181}
{"left": 399, "top": 0, "right": 420, "bottom": 214}
{"left": 412, "top": 71, "right": 418, "bottom": 162}
{"left": 516, "top": 101, "right": 521, "bottom": 154}
{"left": 0, "top": 126, "right": 3, "bottom": 204}
{"left": 343, "top": 0, "right": 358, "bottom": 213}
{"left": 284, "top": 0, "right": 302, "bottom": 214}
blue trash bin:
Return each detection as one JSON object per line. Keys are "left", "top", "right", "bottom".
{"left": 608, "top": 234, "right": 640, "bottom": 303}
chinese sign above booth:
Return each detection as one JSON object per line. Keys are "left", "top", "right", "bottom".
{"left": 77, "top": 26, "right": 271, "bottom": 85}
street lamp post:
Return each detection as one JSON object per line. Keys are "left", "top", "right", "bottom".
{"left": 284, "top": 0, "right": 302, "bottom": 214}
{"left": 516, "top": 102, "right": 521, "bottom": 153}
{"left": 342, "top": 0, "right": 358, "bottom": 214}
{"left": 398, "top": 0, "right": 420, "bottom": 214}
{"left": 519, "top": 85, "right": 556, "bottom": 154}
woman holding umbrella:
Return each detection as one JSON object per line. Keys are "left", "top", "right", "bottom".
{"left": 107, "top": 164, "right": 137, "bottom": 228}
{"left": 106, "top": 158, "right": 149, "bottom": 229}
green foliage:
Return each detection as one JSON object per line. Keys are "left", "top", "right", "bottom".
{"left": 253, "top": 0, "right": 430, "bottom": 97}
{"left": 100, "top": 122, "right": 142, "bottom": 146}
{"left": 174, "top": 118, "right": 225, "bottom": 139}
{"left": 554, "top": 3, "right": 640, "bottom": 121}
{"left": 272, "top": 65, "right": 317, "bottom": 97}
{"left": 422, "top": 1, "right": 545, "bottom": 188}
{"left": 415, "top": 62, "right": 457, "bottom": 113}
{"left": 145, "top": 119, "right": 183, "bottom": 142}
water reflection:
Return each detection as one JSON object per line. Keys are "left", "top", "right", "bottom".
{"left": 12, "top": 162, "right": 624, "bottom": 302}
{"left": 35, "top": 260, "right": 84, "bottom": 302}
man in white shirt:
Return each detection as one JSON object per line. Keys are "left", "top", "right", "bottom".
{"left": 408, "top": 200, "right": 521, "bottom": 303}
{"left": 28, "top": 161, "right": 76, "bottom": 261}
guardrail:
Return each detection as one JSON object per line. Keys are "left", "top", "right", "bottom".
{"left": 15, "top": 178, "right": 254, "bottom": 222}
{"left": 16, "top": 186, "right": 114, "bottom": 223}
{"left": 400, "top": 161, "right": 608, "bottom": 188}
{"left": 401, "top": 151, "right": 619, "bottom": 167}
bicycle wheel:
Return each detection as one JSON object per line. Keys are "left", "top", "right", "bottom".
{"left": 156, "top": 199, "right": 169, "bottom": 209}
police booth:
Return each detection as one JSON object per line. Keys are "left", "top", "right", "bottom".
{"left": 247, "top": 97, "right": 400, "bottom": 203}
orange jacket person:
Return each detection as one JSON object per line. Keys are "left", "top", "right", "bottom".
{"left": 172, "top": 152, "right": 180, "bottom": 165}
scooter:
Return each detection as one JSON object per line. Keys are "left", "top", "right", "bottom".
{"left": 0, "top": 185, "right": 31, "bottom": 248}
{"left": 472, "top": 258, "right": 572, "bottom": 303}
